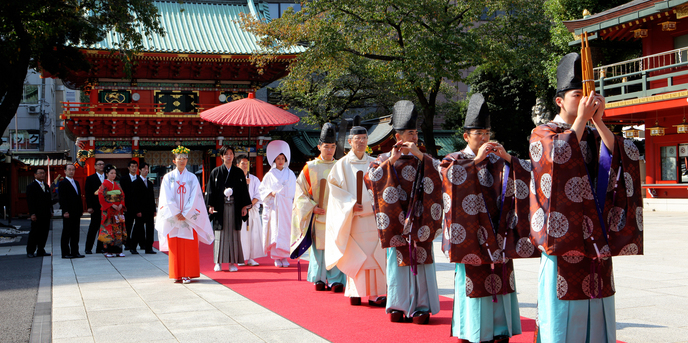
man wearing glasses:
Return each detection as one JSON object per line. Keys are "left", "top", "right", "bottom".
{"left": 84, "top": 160, "right": 106, "bottom": 254}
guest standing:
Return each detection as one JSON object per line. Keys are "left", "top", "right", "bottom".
{"left": 98, "top": 164, "right": 127, "bottom": 257}
{"left": 26, "top": 168, "right": 53, "bottom": 258}
{"left": 156, "top": 146, "right": 214, "bottom": 284}
{"left": 59, "top": 164, "right": 85, "bottom": 259}
{"left": 120, "top": 159, "right": 139, "bottom": 253}
{"left": 84, "top": 160, "right": 105, "bottom": 254}
{"left": 258, "top": 140, "right": 296, "bottom": 268}
{"left": 132, "top": 162, "right": 157, "bottom": 254}
{"left": 206, "top": 146, "right": 252, "bottom": 272}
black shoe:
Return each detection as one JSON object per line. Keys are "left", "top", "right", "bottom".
{"left": 130, "top": 249, "right": 139, "bottom": 255}
{"left": 36, "top": 252, "right": 51, "bottom": 257}
{"left": 389, "top": 310, "right": 405, "bottom": 323}
{"left": 62, "top": 255, "right": 74, "bottom": 259}
{"left": 27, "top": 253, "right": 35, "bottom": 258}
{"left": 73, "top": 254, "right": 85, "bottom": 258}
{"left": 369, "top": 296, "right": 387, "bottom": 307}
{"left": 350, "top": 297, "right": 361, "bottom": 306}
{"left": 85, "top": 250, "right": 93, "bottom": 254}
{"left": 144, "top": 250, "right": 157, "bottom": 254}
{"left": 315, "top": 281, "right": 326, "bottom": 291}
{"left": 411, "top": 310, "right": 430, "bottom": 325}
{"left": 331, "top": 282, "right": 344, "bottom": 293}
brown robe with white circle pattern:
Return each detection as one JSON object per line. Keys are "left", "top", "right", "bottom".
{"left": 364, "top": 153, "right": 442, "bottom": 267}
{"left": 529, "top": 122, "right": 643, "bottom": 300}
{"left": 440, "top": 151, "right": 535, "bottom": 298}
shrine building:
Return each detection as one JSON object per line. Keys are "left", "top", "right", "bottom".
{"left": 56, "top": 0, "right": 303, "bottom": 194}
{"left": 564, "top": 0, "right": 688, "bottom": 210}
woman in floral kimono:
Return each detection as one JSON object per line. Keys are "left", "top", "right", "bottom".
{"left": 258, "top": 140, "right": 296, "bottom": 268}
{"left": 98, "top": 164, "right": 127, "bottom": 257}
{"left": 156, "top": 146, "right": 214, "bottom": 284}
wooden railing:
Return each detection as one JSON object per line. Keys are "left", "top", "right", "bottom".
{"left": 593, "top": 47, "right": 688, "bottom": 103}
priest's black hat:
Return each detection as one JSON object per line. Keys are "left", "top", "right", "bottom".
{"left": 464, "top": 93, "right": 491, "bottom": 130}
{"left": 349, "top": 126, "right": 367, "bottom": 136}
{"left": 557, "top": 53, "right": 583, "bottom": 93}
{"left": 319, "top": 122, "right": 337, "bottom": 144}
{"left": 391, "top": 100, "right": 418, "bottom": 131}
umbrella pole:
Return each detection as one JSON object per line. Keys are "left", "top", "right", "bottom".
{"left": 248, "top": 127, "right": 252, "bottom": 160}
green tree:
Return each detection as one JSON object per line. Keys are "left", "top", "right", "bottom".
{"left": 470, "top": 67, "right": 540, "bottom": 157}
{"left": 277, "top": 55, "right": 400, "bottom": 126}
{"left": 0, "top": 0, "right": 164, "bottom": 136}
{"left": 544, "top": 0, "right": 641, "bottom": 88}
{"left": 242, "top": 0, "right": 550, "bottom": 157}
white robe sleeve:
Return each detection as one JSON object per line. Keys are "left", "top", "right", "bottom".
{"left": 324, "top": 161, "right": 357, "bottom": 270}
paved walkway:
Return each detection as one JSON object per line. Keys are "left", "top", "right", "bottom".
{"left": 1, "top": 210, "right": 686, "bottom": 342}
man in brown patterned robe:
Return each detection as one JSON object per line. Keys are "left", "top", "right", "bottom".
{"left": 364, "top": 100, "right": 442, "bottom": 324}
{"left": 441, "top": 93, "right": 533, "bottom": 343}
{"left": 531, "top": 53, "right": 643, "bottom": 343}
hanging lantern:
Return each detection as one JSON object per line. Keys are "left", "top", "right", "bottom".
{"left": 633, "top": 29, "right": 648, "bottom": 38}
{"left": 660, "top": 21, "right": 677, "bottom": 31}
{"left": 623, "top": 127, "right": 642, "bottom": 138}
{"left": 674, "top": 116, "right": 688, "bottom": 134}
{"left": 648, "top": 120, "right": 666, "bottom": 136}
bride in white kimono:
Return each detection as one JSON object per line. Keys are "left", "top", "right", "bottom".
{"left": 258, "top": 140, "right": 296, "bottom": 267}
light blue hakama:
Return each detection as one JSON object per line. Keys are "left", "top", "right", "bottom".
{"left": 452, "top": 263, "right": 522, "bottom": 342}
{"left": 536, "top": 252, "right": 616, "bottom": 343}
{"left": 385, "top": 247, "right": 441, "bottom": 316}
{"left": 307, "top": 247, "right": 346, "bottom": 286}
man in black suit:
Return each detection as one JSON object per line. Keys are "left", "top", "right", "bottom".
{"left": 26, "top": 168, "right": 53, "bottom": 258}
{"left": 131, "top": 162, "right": 157, "bottom": 254}
{"left": 119, "top": 159, "right": 139, "bottom": 253}
{"left": 59, "top": 164, "right": 85, "bottom": 259}
{"left": 84, "top": 160, "right": 105, "bottom": 254}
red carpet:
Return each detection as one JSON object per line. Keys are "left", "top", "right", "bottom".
{"left": 154, "top": 242, "right": 625, "bottom": 343}
{"left": 194, "top": 243, "right": 537, "bottom": 343}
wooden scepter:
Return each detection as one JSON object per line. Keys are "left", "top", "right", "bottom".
{"left": 581, "top": 32, "right": 595, "bottom": 95}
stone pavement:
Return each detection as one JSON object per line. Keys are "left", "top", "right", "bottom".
{"left": 1, "top": 210, "right": 686, "bottom": 342}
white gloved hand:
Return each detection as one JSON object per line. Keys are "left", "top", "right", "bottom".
{"left": 224, "top": 188, "right": 233, "bottom": 197}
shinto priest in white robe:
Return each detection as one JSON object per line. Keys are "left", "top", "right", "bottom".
{"left": 325, "top": 150, "right": 387, "bottom": 297}
{"left": 156, "top": 168, "right": 214, "bottom": 251}
{"left": 258, "top": 140, "right": 296, "bottom": 260}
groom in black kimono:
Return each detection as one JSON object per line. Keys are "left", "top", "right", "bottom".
{"left": 205, "top": 146, "right": 252, "bottom": 271}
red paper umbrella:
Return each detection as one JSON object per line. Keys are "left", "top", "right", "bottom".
{"left": 199, "top": 93, "right": 299, "bottom": 127}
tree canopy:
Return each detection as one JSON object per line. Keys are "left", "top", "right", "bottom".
{"left": 241, "top": 0, "right": 551, "bottom": 157}
{"left": 0, "top": 0, "right": 164, "bottom": 138}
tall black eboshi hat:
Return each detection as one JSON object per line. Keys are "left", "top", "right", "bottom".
{"left": 391, "top": 100, "right": 418, "bottom": 131}
{"left": 463, "top": 93, "right": 491, "bottom": 130}
{"left": 319, "top": 122, "right": 337, "bottom": 144}
{"left": 557, "top": 52, "right": 583, "bottom": 93}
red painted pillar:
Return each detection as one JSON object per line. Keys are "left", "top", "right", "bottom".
{"left": 78, "top": 137, "right": 96, "bottom": 176}
{"left": 132, "top": 137, "right": 140, "bottom": 174}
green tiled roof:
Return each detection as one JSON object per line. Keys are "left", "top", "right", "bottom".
{"left": 292, "top": 130, "right": 320, "bottom": 156}
{"left": 82, "top": 1, "right": 304, "bottom": 55}
{"left": 423, "top": 131, "right": 461, "bottom": 157}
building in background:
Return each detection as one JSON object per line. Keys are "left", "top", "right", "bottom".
{"left": 0, "top": 69, "right": 75, "bottom": 218}
{"left": 564, "top": 0, "right": 688, "bottom": 211}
